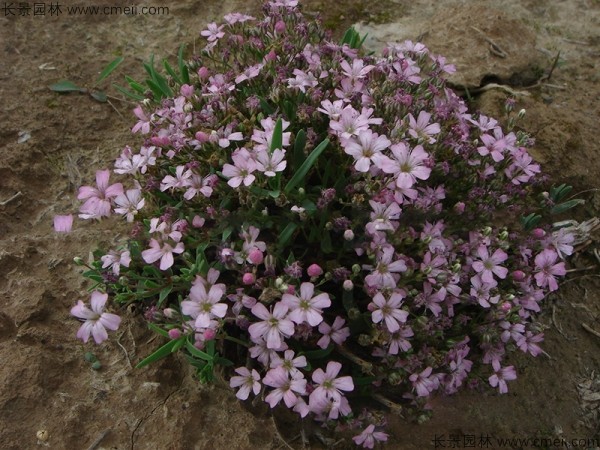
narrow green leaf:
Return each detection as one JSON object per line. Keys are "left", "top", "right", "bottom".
{"left": 135, "top": 338, "right": 181, "bottom": 368}
{"left": 214, "top": 356, "right": 234, "bottom": 367}
{"left": 152, "top": 71, "right": 173, "bottom": 97}
{"left": 148, "top": 323, "right": 169, "bottom": 338}
{"left": 551, "top": 199, "right": 584, "bottom": 215}
{"left": 259, "top": 97, "right": 275, "bottom": 115}
{"left": 340, "top": 27, "right": 355, "bottom": 46}
{"left": 284, "top": 138, "right": 329, "bottom": 194}
{"left": 302, "top": 344, "right": 334, "bottom": 359}
{"left": 158, "top": 285, "right": 172, "bottom": 306}
{"left": 178, "top": 44, "right": 190, "bottom": 84}
{"left": 293, "top": 129, "right": 306, "bottom": 169}
{"left": 270, "top": 118, "right": 283, "bottom": 152}
{"left": 90, "top": 91, "right": 107, "bottom": 102}
{"left": 49, "top": 80, "right": 83, "bottom": 92}
{"left": 185, "top": 340, "right": 213, "bottom": 362}
{"left": 124, "top": 75, "right": 147, "bottom": 93}
{"left": 96, "top": 56, "right": 124, "bottom": 84}
{"left": 279, "top": 222, "right": 298, "bottom": 248}
{"left": 163, "top": 59, "right": 181, "bottom": 84}
{"left": 112, "top": 83, "right": 145, "bottom": 101}
{"left": 146, "top": 78, "right": 164, "bottom": 99}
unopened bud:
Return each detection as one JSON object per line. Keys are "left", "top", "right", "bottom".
{"left": 307, "top": 264, "right": 323, "bottom": 277}
{"left": 517, "top": 108, "right": 526, "bottom": 119}
{"left": 242, "top": 273, "right": 255, "bottom": 285}
{"left": 248, "top": 248, "right": 264, "bottom": 265}
{"left": 352, "top": 264, "right": 361, "bottom": 275}
{"left": 168, "top": 328, "right": 182, "bottom": 340}
{"left": 482, "top": 226, "right": 492, "bottom": 236}
{"left": 343, "top": 280, "right": 354, "bottom": 291}
{"left": 344, "top": 229, "right": 354, "bottom": 241}
{"left": 531, "top": 228, "right": 546, "bottom": 239}
{"left": 163, "top": 308, "right": 176, "bottom": 319}
{"left": 274, "top": 277, "right": 284, "bottom": 288}
{"left": 73, "top": 256, "right": 85, "bottom": 265}
{"left": 511, "top": 270, "right": 526, "bottom": 281}
{"left": 348, "top": 307, "right": 361, "bottom": 320}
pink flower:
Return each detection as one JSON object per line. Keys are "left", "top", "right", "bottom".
{"left": 282, "top": 282, "right": 331, "bottom": 326}
{"left": 471, "top": 245, "right": 508, "bottom": 283}
{"left": 263, "top": 366, "right": 307, "bottom": 408}
{"left": 248, "top": 302, "right": 295, "bottom": 349}
{"left": 407, "top": 110, "right": 440, "bottom": 144}
{"left": 70, "top": 291, "right": 121, "bottom": 344}
{"left": 78, "top": 169, "right": 123, "bottom": 219}
{"left": 477, "top": 127, "right": 517, "bottom": 162}
{"left": 101, "top": 250, "right": 131, "bottom": 276}
{"left": 352, "top": 425, "right": 388, "bottom": 449}
{"left": 369, "top": 292, "right": 409, "bottom": 333}
{"left": 488, "top": 360, "right": 517, "bottom": 393}
{"left": 409, "top": 366, "right": 437, "bottom": 397}
{"left": 309, "top": 361, "right": 354, "bottom": 408}
{"left": 341, "top": 129, "right": 391, "bottom": 173}
{"left": 516, "top": 331, "right": 544, "bottom": 356}
{"left": 364, "top": 247, "right": 407, "bottom": 289}
{"left": 229, "top": 367, "right": 261, "bottom": 400}
{"left": 141, "top": 238, "right": 184, "bottom": 270}
{"left": 366, "top": 200, "right": 401, "bottom": 234}
{"left": 317, "top": 317, "right": 350, "bottom": 349}
{"left": 270, "top": 349, "right": 307, "bottom": 376}
{"left": 222, "top": 149, "right": 257, "bottom": 188}
{"left": 533, "top": 249, "right": 565, "bottom": 291}
{"left": 373, "top": 142, "right": 431, "bottom": 188}
{"left": 53, "top": 214, "right": 73, "bottom": 233}
{"left": 113, "top": 189, "right": 145, "bottom": 222}
{"left": 181, "top": 281, "right": 227, "bottom": 330}
{"left": 200, "top": 22, "right": 225, "bottom": 42}
{"left": 255, "top": 148, "right": 287, "bottom": 177}
{"left": 340, "top": 58, "right": 374, "bottom": 82}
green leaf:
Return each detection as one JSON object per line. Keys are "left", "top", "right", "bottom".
{"left": 158, "top": 285, "right": 172, "bottom": 306}
{"left": 178, "top": 44, "right": 190, "bottom": 84}
{"left": 520, "top": 213, "right": 542, "bottom": 231}
{"left": 185, "top": 340, "right": 213, "bottom": 362}
{"left": 163, "top": 59, "right": 181, "bottom": 84}
{"left": 259, "top": 97, "right": 275, "bottom": 115}
{"left": 279, "top": 222, "right": 298, "bottom": 248}
{"left": 96, "top": 56, "right": 124, "bottom": 85}
{"left": 148, "top": 323, "right": 169, "bottom": 338}
{"left": 221, "top": 226, "right": 233, "bottom": 242}
{"left": 49, "top": 80, "right": 83, "bottom": 92}
{"left": 214, "top": 355, "right": 234, "bottom": 367}
{"left": 551, "top": 199, "right": 584, "bottom": 215}
{"left": 302, "top": 344, "right": 334, "bottom": 360}
{"left": 124, "top": 75, "right": 147, "bottom": 93}
{"left": 550, "top": 184, "right": 572, "bottom": 202}
{"left": 321, "top": 231, "right": 333, "bottom": 253}
{"left": 270, "top": 118, "right": 283, "bottom": 152}
{"left": 90, "top": 91, "right": 107, "bottom": 102}
{"left": 293, "top": 129, "right": 307, "bottom": 170}
{"left": 112, "top": 83, "right": 145, "bottom": 101}
{"left": 284, "top": 138, "right": 329, "bottom": 194}
{"left": 135, "top": 337, "right": 182, "bottom": 368}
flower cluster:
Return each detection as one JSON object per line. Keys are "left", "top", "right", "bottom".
{"left": 61, "top": 1, "right": 574, "bottom": 446}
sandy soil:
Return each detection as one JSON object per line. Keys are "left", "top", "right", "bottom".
{"left": 0, "top": 1, "right": 599, "bottom": 449}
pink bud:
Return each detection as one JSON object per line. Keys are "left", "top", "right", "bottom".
{"left": 192, "top": 215, "right": 205, "bottom": 228}
{"left": 307, "top": 264, "right": 323, "bottom": 277}
{"left": 343, "top": 280, "right": 354, "bottom": 291}
{"left": 454, "top": 202, "right": 465, "bottom": 214}
{"left": 242, "top": 273, "right": 255, "bottom": 285}
{"left": 274, "top": 20, "right": 286, "bottom": 34}
{"left": 286, "top": 284, "right": 295, "bottom": 294}
{"left": 500, "top": 302, "right": 512, "bottom": 313}
{"left": 265, "top": 50, "right": 277, "bottom": 62}
{"left": 511, "top": 270, "right": 526, "bottom": 281}
{"left": 168, "top": 329, "right": 182, "bottom": 339}
{"left": 531, "top": 228, "right": 546, "bottom": 239}
{"left": 163, "top": 308, "right": 175, "bottom": 318}
{"left": 180, "top": 84, "right": 194, "bottom": 97}
{"left": 195, "top": 131, "right": 209, "bottom": 143}
{"left": 248, "top": 248, "right": 264, "bottom": 265}
{"left": 197, "top": 66, "right": 209, "bottom": 79}
{"left": 203, "top": 328, "right": 216, "bottom": 341}
{"left": 343, "top": 229, "right": 354, "bottom": 241}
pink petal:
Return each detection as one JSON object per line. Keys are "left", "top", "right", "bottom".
{"left": 159, "top": 251, "right": 174, "bottom": 270}
{"left": 90, "top": 291, "right": 108, "bottom": 314}
{"left": 53, "top": 214, "right": 73, "bottom": 233}
{"left": 91, "top": 321, "right": 108, "bottom": 344}
{"left": 71, "top": 300, "right": 94, "bottom": 320}
{"left": 95, "top": 169, "right": 111, "bottom": 191}
{"left": 99, "top": 313, "right": 121, "bottom": 331}
{"left": 76, "top": 321, "right": 93, "bottom": 343}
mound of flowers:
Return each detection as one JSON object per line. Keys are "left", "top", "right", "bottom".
{"left": 60, "top": 0, "right": 575, "bottom": 446}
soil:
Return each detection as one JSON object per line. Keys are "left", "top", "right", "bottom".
{"left": 1, "top": 1, "right": 599, "bottom": 449}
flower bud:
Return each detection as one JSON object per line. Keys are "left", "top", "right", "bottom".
{"left": 307, "top": 264, "right": 323, "bottom": 277}
{"left": 343, "top": 280, "right": 354, "bottom": 291}
{"left": 498, "top": 230, "right": 509, "bottom": 240}
{"left": 242, "top": 273, "right": 255, "bottom": 285}
{"left": 348, "top": 307, "right": 361, "bottom": 320}
{"left": 265, "top": 50, "right": 277, "bottom": 62}
{"left": 168, "top": 328, "right": 182, "bottom": 340}
{"left": 517, "top": 108, "right": 526, "bottom": 119}
{"left": 248, "top": 248, "right": 264, "bottom": 265}
{"left": 180, "top": 84, "right": 194, "bottom": 97}
{"left": 163, "top": 308, "right": 176, "bottom": 319}
{"left": 531, "top": 228, "right": 546, "bottom": 239}
{"left": 274, "top": 277, "right": 284, "bottom": 288}
{"left": 344, "top": 229, "right": 354, "bottom": 241}
{"left": 73, "top": 256, "right": 85, "bottom": 265}
{"left": 482, "top": 226, "right": 492, "bottom": 236}
{"left": 454, "top": 202, "right": 465, "bottom": 214}
{"left": 511, "top": 270, "right": 526, "bottom": 281}
{"left": 298, "top": 187, "right": 305, "bottom": 196}
{"left": 358, "top": 334, "right": 373, "bottom": 346}
{"left": 500, "top": 302, "right": 512, "bottom": 313}
{"left": 192, "top": 215, "right": 205, "bottom": 228}
{"left": 203, "top": 328, "right": 216, "bottom": 341}
{"left": 195, "top": 131, "right": 209, "bottom": 143}
{"left": 286, "top": 284, "right": 295, "bottom": 294}
{"left": 352, "top": 264, "right": 361, "bottom": 275}
{"left": 197, "top": 66, "right": 209, "bottom": 79}
{"left": 274, "top": 20, "right": 286, "bottom": 34}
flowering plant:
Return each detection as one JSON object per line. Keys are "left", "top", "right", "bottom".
{"left": 59, "top": 1, "right": 579, "bottom": 446}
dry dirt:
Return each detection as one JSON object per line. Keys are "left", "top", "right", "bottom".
{"left": 1, "top": 1, "right": 599, "bottom": 449}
